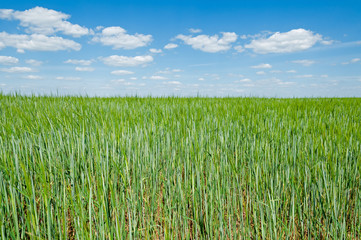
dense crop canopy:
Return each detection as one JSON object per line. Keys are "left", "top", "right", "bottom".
{"left": 0, "top": 95, "right": 360, "bottom": 239}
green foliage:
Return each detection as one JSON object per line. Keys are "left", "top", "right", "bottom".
{"left": 0, "top": 95, "right": 360, "bottom": 239}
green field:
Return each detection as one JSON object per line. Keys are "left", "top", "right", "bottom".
{"left": 0, "top": 95, "right": 360, "bottom": 239}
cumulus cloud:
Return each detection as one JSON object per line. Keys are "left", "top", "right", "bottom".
{"left": 92, "top": 26, "right": 152, "bottom": 49}
{"left": 101, "top": 55, "right": 153, "bottom": 67}
{"left": 0, "top": 56, "right": 19, "bottom": 65}
{"left": 198, "top": 77, "right": 205, "bottom": 81}
{"left": 256, "top": 71, "right": 266, "bottom": 75}
{"left": 245, "top": 29, "right": 324, "bottom": 54}
{"left": 75, "top": 67, "right": 94, "bottom": 72}
{"left": 0, "top": 7, "right": 89, "bottom": 37}
{"left": 111, "top": 70, "right": 134, "bottom": 75}
{"left": 0, "top": 66, "right": 34, "bottom": 73}
{"left": 164, "top": 43, "right": 178, "bottom": 49}
{"left": 149, "top": 48, "right": 162, "bottom": 53}
{"left": 176, "top": 32, "right": 237, "bottom": 53}
{"left": 26, "top": 59, "right": 42, "bottom": 66}
{"left": 65, "top": 59, "right": 93, "bottom": 65}
{"left": 251, "top": 63, "right": 272, "bottom": 69}
{"left": 0, "top": 32, "right": 81, "bottom": 52}
{"left": 292, "top": 59, "right": 315, "bottom": 66}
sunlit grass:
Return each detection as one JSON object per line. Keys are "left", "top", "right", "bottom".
{"left": 0, "top": 94, "right": 360, "bottom": 239}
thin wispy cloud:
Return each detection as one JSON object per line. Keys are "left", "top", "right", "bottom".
{"left": 101, "top": 55, "right": 153, "bottom": 67}
{"left": 251, "top": 63, "right": 272, "bottom": 69}
{"left": 1, "top": 66, "right": 34, "bottom": 73}
{"left": 292, "top": 59, "right": 315, "bottom": 66}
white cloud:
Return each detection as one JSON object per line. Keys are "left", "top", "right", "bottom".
{"left": 164, "top": 43, "right": 178, "bottom": 49}
{"left": 287, "top": 70, "right": 297, "bottom": 73}
{"left": 292, "top": 59, "right": 315, "bottom": 66}
{"left": 277, "top": 81, "right": 296, "bottom": 86}
{"left": 130, "top": 77, "right": 137, "bottom": 80}
{"left": 123, "top": 82, "right": 135, "bottom": 86}
{"left": 149, "top": 48, "right": 162, "bottom": 53}
{"left": 111, "top": 79, "right": 125, "bottom": 83}
{"left": 228, "top": 73, "right": 244, "bottom": 78}
{"left": 189, "top": 28, "right": 202, "bottom": 33}
{"left": 0, "top": 56, "right": 19, "bottom": 65}
{"left": 0, "top": 32, "right": 81, "bottom": 52}
{"left": 342, "top": 58, "right": 361, "bottom": 65}
{"left": 321, "top": 40, "right": 334, "bottom": 45}
{"left": 65, "top": 59, "right": 93, "bottom": 65}
{"left": 239, "top": 78, "right": 252, "bottom": 82}
{"left": 321, "top": 74, "right": 328, "bottom": 78}
{"left": 245, "top": 29, "right": 324, "bottom": 54}
{"left": 150, "top": 75, "right": 167, "bottom": 80}
{"left": 176, "top": 32, "right": 237, "bottom": 53}
{"left": 24, "top": 75, "right": 42, "bottom": 79}
{"left": 234, "top": 45, "right": 244, "bottom": 53}
{"left": 198, "top": 77, "right": 205, "bottom": 81}
{"left": 111, "top": 70, "right": 134, "bottom": 75}
{"left": 0, "top": 66, "right": 34, "bottom": 73}
{"left": 26, "top": 59, "right": 42, "bottom": 66}
{"left": 256, "top": 71, "right": 266, "bottom": 75}
{"left": 75, "top": 67, "right": 94, "bottom": 72}
{"left": 92, "top": 26, "right": 152, "bottom": 49}
{"left": 156, "top": 70, "right": 170, "bottom": 74}
{"left": 163, "top": 81, "right": 182, "bottom": 85}
{"left": 270, "top": 70, "right": 282, "bottom": 73}
{"left": 101, "top": 55, "right": 153, "bottom": 67}
{"left": 156, "top": 68, "right": 182, "bottom": 74}
{"left": 56, "top": 76, "right": 81, "bottom": 81}
{"left": 296, "top": 74, "right": 313, "bottom": 78}
{"left": 0, "top": 7, "right": 89, "bottom": 37}
{"left": 251, "top": 63, "right": 272, "bottom": 69}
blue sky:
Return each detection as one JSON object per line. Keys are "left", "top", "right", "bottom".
{"left": 0, "top": 0, "right": 361, "bottom": 97}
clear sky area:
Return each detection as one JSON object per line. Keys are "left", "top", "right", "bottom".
{"left": 1, "top": 0, "right": 361, "bottom": 97}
